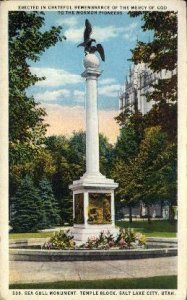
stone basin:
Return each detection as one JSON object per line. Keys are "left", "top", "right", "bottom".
{"left": 9, "top": 237, "right": 177, "bottom": 261}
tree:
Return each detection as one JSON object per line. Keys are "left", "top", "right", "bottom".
{"left": 44, "top": 132, "right": 115, "bottom": 224}
{"left": 114, "top": 124, "right": 143, "bottom": 164}
{"left": 134, "top": 126, "right": 168, "bottom": 222}
{"left": 150, "top": 142, "right": 177, "bottom": 222}
{"left": 128, "top": 11, "right": 177, "bottom": 141}
{"left": 114, "top": 12, "right": 177, "bottom": 222}
{"left": 44, "top": 135, "right": 73, "bottom": 224}
{"left": 113, "top": 126, "right": 176, "bottom": 223}
{"left": 9, "top": 11, "right": 65, "bottom": 143}
{"left": 99, "top": 134, "right": 114, "bottom": 177}
{"left": 9, "top": 11, "right": 66, "bottom": 196}
{"left": 112, "top": 158, "right": 141, "bottom": 223}
{"left": 11, "top": 176, "right": 43, "bottom": 232}
{"left": 38, "top": 177, "right": 61, "bottom": 228}
{"left": 68, "top": 131, "right": 86, "bottom": 178}
{"left": 112, "top": 122, "right": 145, "bottom": 222}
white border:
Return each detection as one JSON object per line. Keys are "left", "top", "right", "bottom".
{"left": 0, "top": 1, "right": 186, "bottom": 299}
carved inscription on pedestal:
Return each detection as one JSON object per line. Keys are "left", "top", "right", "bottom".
{"left": 88, "top": 193, "right": 111, "bottom": 224}
{"left": 74, "top": 193, "right": 84, "bottom": 224}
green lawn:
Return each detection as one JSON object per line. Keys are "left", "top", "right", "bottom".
{"left": 9, "top": 231, "right": 55, "bottom": 240}
{"left": 9, "top": 220, "right": 177, "bottom": 239}
{"left": 9, "top": 275, "right": 177, "bottom": 289}
{"left": 116, "top": 220, "right": 177, "bottom": 238}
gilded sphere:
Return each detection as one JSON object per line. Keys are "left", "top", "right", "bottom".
{"left": 83, "top": 53, "right": 100, "bottom": 69}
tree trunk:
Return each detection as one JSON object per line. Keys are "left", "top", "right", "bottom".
{"left": 147, "top": 204, "right": 151, "bottom": 223}
{"left": 160, "top": 200, "right": 163, "bottom": 218}
{"left": 169, "top": 204, "right": 175, "bottom": 224}
{"left": 129, "top": 205, "right": 132, "bottom": 223}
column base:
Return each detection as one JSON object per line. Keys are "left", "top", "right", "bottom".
{"left": 71, "top": 225, "right": 119, "bottom": 244}
{"left": 69, "top": 173, "right": 118, "bottom": 245}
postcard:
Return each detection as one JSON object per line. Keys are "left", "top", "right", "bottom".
{"left": 0, "top": 0, "right": 186, "bottom": 299}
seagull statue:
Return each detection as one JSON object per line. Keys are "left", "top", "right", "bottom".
{"left": 77, "top": 19, "right": 105, "bottom": 62}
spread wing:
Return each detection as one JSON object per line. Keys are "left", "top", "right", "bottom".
{"left": 96, "top": 44, "right": 105, "bottom": 61}
{"left": 84, "top": 19, "right": 92, "bottom": 42}
{"left": 77, "top": 42, "right": 85, "bottom": 47}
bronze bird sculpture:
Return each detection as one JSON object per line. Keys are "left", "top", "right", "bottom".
{"left": 77, "top": 19, "right": 105, "bottom": 62}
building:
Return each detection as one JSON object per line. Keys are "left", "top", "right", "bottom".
{"left": 119, "top": 63, "right": 174, "bottom": 115}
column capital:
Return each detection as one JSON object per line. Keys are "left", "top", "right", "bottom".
{"left": 81, "top": 67, "right": 102, "bottom": 79}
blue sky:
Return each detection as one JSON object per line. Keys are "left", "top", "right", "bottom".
{"left": 28, "top": 12, "right": 151, "bottom": 142}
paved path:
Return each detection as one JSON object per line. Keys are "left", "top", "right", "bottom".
{"left": 10, "top": 256, "right": 177, "bottom": 284}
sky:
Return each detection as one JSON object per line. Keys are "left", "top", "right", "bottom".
{"left": 28, "top": 12, "right": 151, "bottom": 144}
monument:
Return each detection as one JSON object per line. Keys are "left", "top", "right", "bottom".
{"left": 69, "top": 20, "right": 118, "bottom": 243}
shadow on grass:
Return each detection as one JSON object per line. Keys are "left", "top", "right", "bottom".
{"left": 116, "top": 220, "right": 177, "bottom": 237}
{"left": 10, "top": 276, "right": 177, "bottom": 289}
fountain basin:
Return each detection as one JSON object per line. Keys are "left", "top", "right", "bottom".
{"left": 9, "top": 237, "right": 177, "bottom": 261}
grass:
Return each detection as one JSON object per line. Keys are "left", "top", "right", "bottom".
{"left": 9, "top": 220, "right": 177, "bottom": 239}
{"left": 9, "top": 275, "right": 177, "bottom": 289}
{"left": 116, "top": 220, "right": 177, "bottom": 238}
{"left": 9, "top": 231, "right": 55, "bottom": 240}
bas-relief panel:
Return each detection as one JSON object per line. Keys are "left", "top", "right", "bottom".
{"left": 88, "top": 193, "right": 111, "bottom": 224}
{"left": 74, "top": 193, "right": 84, "bottom": 224}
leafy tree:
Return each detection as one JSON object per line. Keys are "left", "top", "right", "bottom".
{"left": 38, "top": 177, "right": 61, "bottom": 228}
{"left": 129, "top": 12, "right": 177, "bottom": 72}
{"left": 112, "top": 118, "right": 147, "bottom": 222}
{"left": 114, "top": 12, "right": 177, "bottom": 222}
{"left": 9, "top": 11, "right": 65, "bottom": 143}
{"left": 113, "top": 126, "right": 177, "bottom": 223}
{"left": 112, "top": 158, "right": 141, "bottom": 223}
{"left": 11, "top": 176, "right": 43, "bottom": 232}
{"left": 32, "top": 149, "right": 56, "bottom": 184}
{"left": 114, "top": 124, "right": 142, "bottom": 164}
{"left": 44, "top": 132, "right": 114, "bottom": 224}
{"left": 150, "top": 142, "right": 177, "bottom": 222}
{"left": 116, "top": 12, "right": 177, "bottom": 141}
{"left": 99, "top": 134, "right": 114, "bottom": 177}
{"left": 68, "top": 131, "right": 86, "bottom": 178}
{"left": 128, "top": 126, "right": 176, "bottom": 223}
{"left": 134, "top": 126, "right": 168, "bottom": 222}
{"left": 9, "top": 11, "right": 66, "bottom": 196}
{"left": 130, "top": 11, "right": 177, "bottom": 141}
{"left": 44, "top": 135, "right": 72, "bottom": 200}
{"left": 44, "top": 135, "right": 72, "bottom": 224}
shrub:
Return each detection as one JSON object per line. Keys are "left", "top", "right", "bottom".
{"left": 81, "top": 229, "right": 146, "bottom": 250}
{"left": 115, "top": 228, "right": 146, "bottom": 249}
{"left": 82, "top": 231, "right": 115, "bottom": 250}
{"left": 42, "top": 229, "right": 146, "bottom": 250}
{"left": 42, "top": 230, "right": 75, "bottom": 250}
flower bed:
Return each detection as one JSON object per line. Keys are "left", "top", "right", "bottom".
{"left": 42, "top": 229, "right": 146, "bottom": 250}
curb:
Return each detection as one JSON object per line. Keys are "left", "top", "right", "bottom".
{"left": 9, "top": 247, "right": 177, "bottom": 261}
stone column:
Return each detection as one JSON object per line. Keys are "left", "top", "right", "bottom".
{"left": 82, "top": 54, "right": 101, "bottom": 178}
{"left": 69, "top": 53, "right": 118, "bottom": 243}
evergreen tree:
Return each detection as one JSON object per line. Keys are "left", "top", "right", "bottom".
{"left": 11, "top": 176, "right": 42, "bottom": 232}
{"left": 38, "top": 177, "right": 61, "bottom": 228}
{"left": 60, "top": 197, "right": 73, "bottom": 226}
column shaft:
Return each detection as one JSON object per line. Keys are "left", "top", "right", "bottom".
{"left": 85, "top": 75, "right": 100, "bottom": 175}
